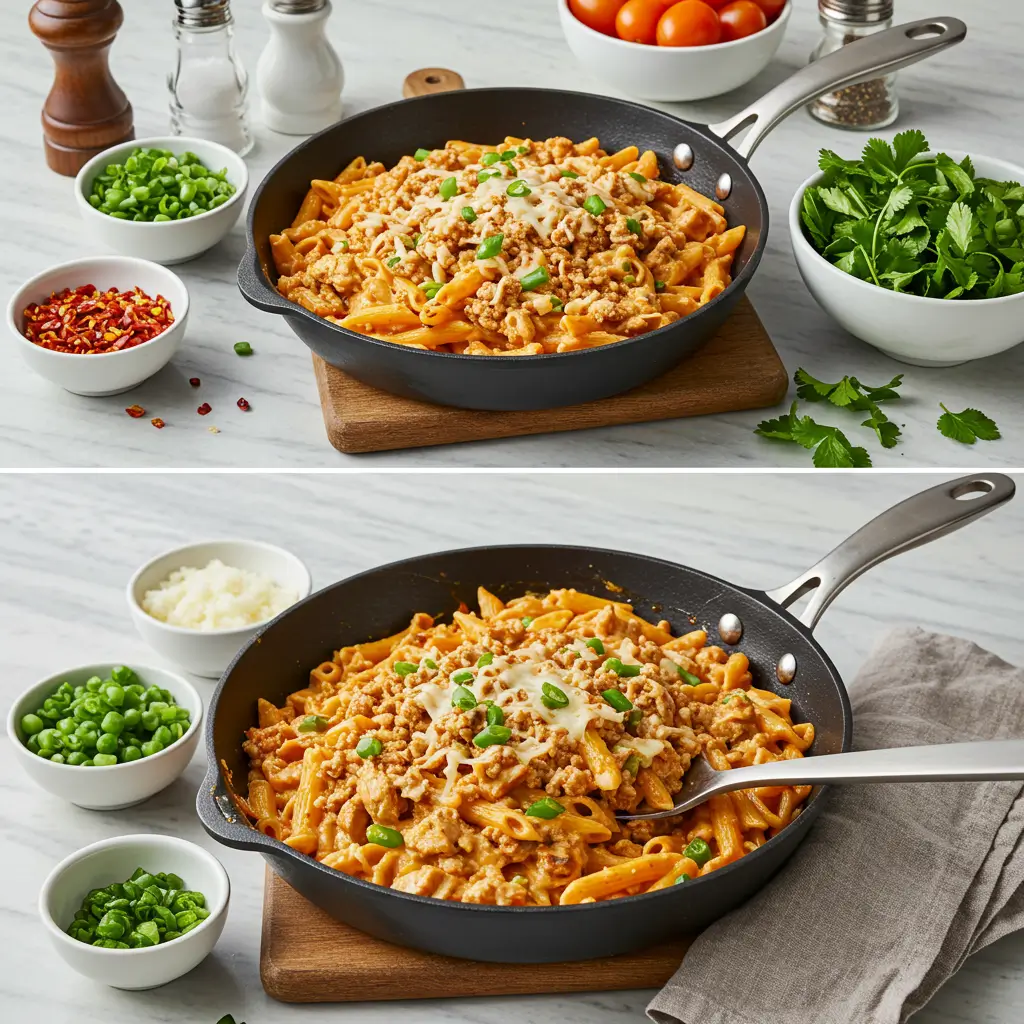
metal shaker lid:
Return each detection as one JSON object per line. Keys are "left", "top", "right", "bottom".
{"left": 174, "top": 0, "right": 233, "bottom": 29}
{"left": 819, "top": 0, "right": 894, "bottom": 24}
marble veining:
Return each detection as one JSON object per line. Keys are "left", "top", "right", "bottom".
{"left": 1, "top": 472, "right": 1022, "bottom": 1021}
{"left": 1, "top": 0, "right": 1023, "bottom": 466}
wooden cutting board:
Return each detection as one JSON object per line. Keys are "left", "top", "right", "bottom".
{"left": 260, "top": 868, "right": 693, "bottom": 1003}
{"left": 312, "top": 296, "right": 786, "bottom": 454}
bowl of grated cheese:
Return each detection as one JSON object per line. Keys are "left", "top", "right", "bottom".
{"left": 127, "top": 540, "right": 312, "bottom": 678}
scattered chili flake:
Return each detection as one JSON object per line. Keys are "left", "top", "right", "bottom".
{"left": 125, "top": 404, "right": 145, "bottom": 418}
{"left": 189, "top": 377, "right": 201, "bottom": 387}
{"left": 197, "top": 402, "right": 212, "bottom": 416}
{"left": 151, "top": 418, "right": 166, "bottom": 429}
{"left": 22, "top": 284, "right": 174, "bottom": 355}
{"left": 236, "top": 397, "right": 250, "bottom": 411}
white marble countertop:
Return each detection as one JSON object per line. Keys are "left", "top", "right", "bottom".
{"left": 2, "top": 0, "right": 1023, "bottom": 467}
{"left": 2, "top": 471, "right": 1023, "bottom": 1022}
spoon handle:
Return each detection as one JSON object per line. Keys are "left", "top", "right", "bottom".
{"left": 709, "top": 740, "right": 1024, "bottom": 795}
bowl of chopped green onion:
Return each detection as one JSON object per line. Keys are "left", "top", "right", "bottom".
{"left": 39, "top": 833, "right": 229, "bottom": 989}
{"left": 8, "top": 663, "right": 202, "bottom": 809}
{"left": 75, "top": 137, "right": 248, "bottom": 265}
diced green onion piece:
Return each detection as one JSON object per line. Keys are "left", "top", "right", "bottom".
{"left": 517, "top": 146, "right": 529, "bottom": 155}
{"left": 366, "top": 824, "right": 404, "bottom": 848}
{"left": 439, "top": 176, "right": 458, "bottom": 200}
{"left": 684, "top": 837, "right": 712, "bottom": 866}
{"left": 655, "top": 280, "right": 666, "bottom": 292}
{"left": 387, "top": 256, "right": 401, "bottom": 268}
{"left": 414, "top": 148, "right": 431, "bottom": 161}
{"left": 628, "top": 172, "right": 647, "bottom": 183}
{"left": 356, "top": 735, "right": 382, "bottom": 758}
{"left": 585, "top": 638, "right": 605, "bottom": 655}
{"left": 506, "top": 179, "right": 531, "bottom": 198}
{"left": 477, "top": 652, "right": 494, "bottom": 667}
{"left": 478, "top": 169, "right": 502, "bottom": 183}
{"left": 583, "top": 194, "right": 607, "bottom": 217}
{"left": 622, "top": 754, "right": 640, "bottom": 777}
{"left": 499, "top": 149, "right": 516, "bottom": 160}
{"left": 451, "top": 686, "right": 477, "bottom": 711}
{"left": 234, "top": 341, "right": 253, "bottom": 356}
{"left": 560, "top": 170, "right": 579, "bottom": 179}
{"left": 476, "top": 233, "right": 504, "bottom": 260}
{"left": 676, "top": 665, "right": 701, "bottom": 686}
{"left": 421, "top": 280, "right": 443, "bottom": 298}
{"left": 621, "top": 260, "right": 632, "bottom": 272}
{"left": 526, "top": 796, "right": 565, "bottom": 819}
{"left": 549, "top": 295, "right": 563, "bottom": 311}
{"left": 412, "top": 233, "right": 422, "bottom": 248}
{"left": 452, "top": 669, "right": 474, "bottom": 684}
{"left": 520, "top": 266, "right": 550, "bottom": 291}
{"left": 521, "top": 616, "right": 534, "bottom": 627}
{"left": 673, "top": 873, "right": 690, "bottom": 885}
{"left": 541, "top": 683, "right": 569, "bottom": 709}
{"left": 394, "top": 662, "right": 418, "bottom": 676}
{"left": 461, "top": 206, "right": 477, "bottom": 223}
{"left": 297, "top": 715, "right": 327, "bottom": 732}
{"left": 627, "top": 709, "right": 642, "bottom": 728}
{"left": 424, "top": 658, "right": 438, "bottom": 670}
{"left": 626, "top": 217, "right": 642, "bottom": 235}
{"left": 473, "top": 724, "right": 512, "bottom": 748}
{"left": 601, "top": 688, "right": 633, "bottom": 713}
{"left": 511, "top": 874, "right": 529, "bottom": 886}
{"left": 605, "top": 658, "right": 641, "bottom": 677}
{"left": 481, "top": 152, "right": 501, "bottom": 166}
{"left": 623, "top": 274, "right": 636, "bottom": 285}
{"left": 486, "top": 703, "right": 505, "bottom": 727}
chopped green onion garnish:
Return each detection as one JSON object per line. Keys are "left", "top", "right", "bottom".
{"left": 621, "top": 260, "right": 632, "bottom": 272}
{"left": 655, "top": 280, "right": 666, "bottom": 292}
{"left": 356, "top": 735, "right": 382, "bottom": 758}
{"left": 560, "top": 170, "right": 579, "bottom": 179}
{"left": 451, "top": 686, "right": 477, "bottom": 711}
{"left": 481, "top": 152, "right": 501, "bottom": 166}
{"left": 623, "top": 274, "right": 636, "bottom": 285}
{"left": 583, "top": 194, "right": 607, "bottom": 217}
{"left": 516, "top": 146, "right": 529, "bottom": 155}
{"left": 622, "top": 754, "right": 640, "bottom": 777}
{"left": 234, "top": 341, "right": 253, "bottom": 356}
{"left": 476, "top": 233, "right": 504, "bottom": 260}
{"left": 511, "top": 874, "right": 529, "bottom": 886}
{"left": 684, "top": 838, "right": 711, "bottom": 867}
{"left": 506, "top": 179, "right": 531, "bottom": 198}
{"left": 541, "top": 682, "right": 569, "bottom": 709}
{"left": 486, "top": 703, "right": 505, "bottom": 727}
{"left": 477, "top": 652, "right": 494, "bottom": 667}
{"left": 673, "top": 873, "right": 690, "bottom": 885}
{"left": 628, "top": 172, "right": 647, "bottom": 183}
{"left": 297, "top": 715, "right": 327, "bottom": 732}
{"left": 626, "top": 217, "right": 642, "bottom": 235}
{"left": 421, "top": 280, "right": 443, "bottom": 299}
{"left": 520, "top": 266, "right": 550, "bottom": 291}
{"left": 394, "top": 662, "right": 417, "bottom": 676}
{"left": 585, "top": 638, "right": 605, "bottom": 655}
{"left": 602, "top": 688, "right": 633, "bottom": 713}
{"left": 414, "top": 148, "right": 431, "bottom": 161}
{"left": 452, "top": 669, "right": 474, "bottom": 684}
{"left": 526, "top": 796, "right": 565, "bottom": 819}
{"left": 499, "top": 149, "right": 516, "bottom": 160}
{"left": 627, "top": 709, "right": 642, "bottom": 728}
{"left": 366, "top": 824, "right": 403, "bottom": 848}
{"left": 521, "top": 616, "right": 534, "bottom": 627}
{"left": 675, "top": 665, "right": 701, "bottom": 686}
{"left": 549, "top": 295, "right": 563, "bottom": 311}
{"left": 478, "top": 169, "right": 502, "bottom": 183}
{"left": 473, "top": 724, "right": 512, "bottom": 748}
{"left": 424, "top": 658, "right": 438, "bottom": 670}
{"left": 461, "top": 206, "right": 477, "bottom": 223}
{"left": 439, "top": 176, "right": 458, "bottom": 200}
{"left": 412, "top": 233, "right": 422, "bottom": 248}
{"left": 605, "top": 658, "right": 641, "bottom": 677}
{"left": 387, "top": 256, "right": 401, "bottom": 268}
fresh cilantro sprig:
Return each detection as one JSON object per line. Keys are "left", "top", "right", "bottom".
{"left": 801, "top": 129, "right": 1024, "bottom": 299}
{"left": 937, "top": 404, "right": 1001, "bottom": 444}
{"left": 794, "top": 368, "right": 904, "bottom": 449}
{"left": 755, "top": 401, "right": 872, "bottom": 468}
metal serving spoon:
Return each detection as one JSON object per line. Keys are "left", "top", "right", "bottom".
{"left": 617, "top": 740, "right": 1024, "bottom": 821}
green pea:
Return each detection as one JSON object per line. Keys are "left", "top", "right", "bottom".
{"left": 684, "top": 837, "right": 712, "bottom": 867}
{"left": 141, "top": 710, "right": 160, "bottom": 732}
{"left": 66, "top": 751, "right": 88, "bottom": 766}
{"left": 366, "top": 824, "right": 403, "bottom": 848}
{"left": 26, "top": 734, "right": 40, "bottom": 753}
{"left": 93, "top": 753, "right": 118, "bottom": 767}
{"left": 356, "top": 735, "right": 383, "bottom": 758}
{"left": 123, "top": 707, "right": 142, "bottom": 729}
{"left": 49, "top": 753, "right": 66, "bottom": 764}
{"left": 96, "top": 733, "right": 119, "bottom": 755}
{"left": 141, "top": 739, "right": 163, "bottom": 757}
{"left": 144, "top": 686, "right": 164, "bottom": 704}
{"left": 57, "top": 717, "right": 76, "bottom": 734}
{"left": 233, "top": 341, "right": 253, "bottom": 357}
{"left": 81, "top": 759, "right": 95, "bottom": 767}
{"left": 104, "top": 684, "right": 125, "bottom": 707}
{"left": 37, "top": 729, "right": 62, "bottom": 751}
{"left": 121, "top": 746, "right": 142, "bottom": 763}
{"left": 160, "top": 706, "right": 179, "bottom": 725}
{"left": 20, "top": 713, "right": 44, "bottom": 736}
{"left": 153, "top": 725, "right": 173, "bottom": 748}
{"left": 101, "top": 711, "right": 125, "bottom": 735}
{"left": 169, "top": 722, "right": 184, "bottom": 741}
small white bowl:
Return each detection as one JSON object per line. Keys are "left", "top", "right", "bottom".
{"left": 75, "top": 136, "right": 248, "bottom": 265}
{"left": 558, "top": 0, "right": 790, "bottom": 102}
{"left": 39, "top": 833, "right": 229, "bottom": 990}
{"left": 790, "top": 151, "right": 1024, "bottom": 366}
{"left": 6, "top": 256, "right": 189, "bottom": 396}
{"left": 7, "top": 663, "right": 202, "bottom": 810}
{"left": 127, "top": 539, "right": 313, "bottom": 678}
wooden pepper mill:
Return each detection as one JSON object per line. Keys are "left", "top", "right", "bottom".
{"left": 29, "top": 0, "right": 134, "bottom": 176}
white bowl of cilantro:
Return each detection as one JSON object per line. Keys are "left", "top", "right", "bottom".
{"left": 789, "top": 130, "right": 1024, "bottom": 366}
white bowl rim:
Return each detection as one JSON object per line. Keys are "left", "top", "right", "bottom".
{"left": 5, "top": 255, "right": 190, "bottom": 362}
{"left": 559, "top": 0, "right": 791, "bottom": 54}
{"left": 74, "top": 135, "right": 248, "bottom": 230}
{"left": 789, "top": 149, "right": 1024, "bottom": 308}
{"left": 7, "top": 662, "right": 202, "bottom": 774}
{"left": 39, "top": 833, "right": 229, "bottom": 956}
{"left": 127, "top": 538, "right": 314, "bottom": 637}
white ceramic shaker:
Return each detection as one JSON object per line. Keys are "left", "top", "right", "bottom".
{"left": 257, "top": 0, "right": 344, "bottom": 135}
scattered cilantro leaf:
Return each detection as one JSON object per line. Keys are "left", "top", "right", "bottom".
{"left": 936, "top": 405, "right": 1001, "bottom": 444}
{"left": 754, "top": 401, "right": 873, "bottom": 467}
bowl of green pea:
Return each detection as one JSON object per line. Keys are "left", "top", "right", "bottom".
{"left": 7, "top": 663, "right": 202, "bottom": 809}
{"left": 74, "top": 137, "right": 248, "bottom": 265}
{"left": 40, "top": 833, "right": 229, "bottom": 989}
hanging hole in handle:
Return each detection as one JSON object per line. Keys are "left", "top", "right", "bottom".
{"left": 906, "top": 22, "right": 947, "bottom": 39}
{"left": 777, "top": 576, "right": 821, "bottom": 611}
{"left": 952, "top": 479, "right": 996, "bottom": 501}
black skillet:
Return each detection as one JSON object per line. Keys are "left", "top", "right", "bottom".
{"left": 238, "top": 17, "right": 964, "bottom": 411}
{"left": 198, "top": 473, "right": 1013, "bottom": 962}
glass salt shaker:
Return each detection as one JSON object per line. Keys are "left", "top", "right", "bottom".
{"left": 808, "top": 0, "right": 898, "bottom": 130}
{"left": 169, "top": 0, "right": 253, "bottom": 155}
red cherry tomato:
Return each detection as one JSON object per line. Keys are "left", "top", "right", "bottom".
{"left": 718, "top": 0, "right": 766, "bottom": 40}
{"left": 702, "top": 0, "right": 733, "bottom": 8}
{"left": 569, "top": 0, "right": 627, "bottom": 36}
{"left": 656, "top": 0, "right": 721, "bottom": 46}
{"left": 752, "top": 0, "right": 786, "bottom": 20}
{"left": 615, "top": 0, "right": 665, "bottom": 43}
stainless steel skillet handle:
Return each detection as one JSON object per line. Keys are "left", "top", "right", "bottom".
{"left": 708, "top": 16, "right": 966, "bottom": 160}
{"left": 766, "top": 474, "right": 1015, "bottom": 630}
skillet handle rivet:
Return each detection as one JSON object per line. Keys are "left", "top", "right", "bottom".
{"left": 718, "top": 613, "right": 742, "bottom": 645}
{"left": 672, "top": 143, "right": 694, "bottom": 171}
{"left": 715, "top": 172, "right": 732, "bottom": 200}
{"left": 776, "top": 653, "right": 797, "bottom": 684}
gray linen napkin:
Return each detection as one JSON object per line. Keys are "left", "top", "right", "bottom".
{"left": 648, "top": 627, "right": 1024, "bottom": 1024}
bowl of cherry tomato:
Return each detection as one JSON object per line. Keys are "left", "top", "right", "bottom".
{"left": 559, "top": 0, "right": 789, "bottom": 101}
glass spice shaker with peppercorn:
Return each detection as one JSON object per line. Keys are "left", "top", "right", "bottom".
{"left": 808, "top": 0, "right": 898, "bottom": 129}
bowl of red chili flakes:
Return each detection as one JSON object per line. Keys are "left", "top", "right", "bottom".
{"left": 6, "top": 256, "right": 189, "bottom": 396}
